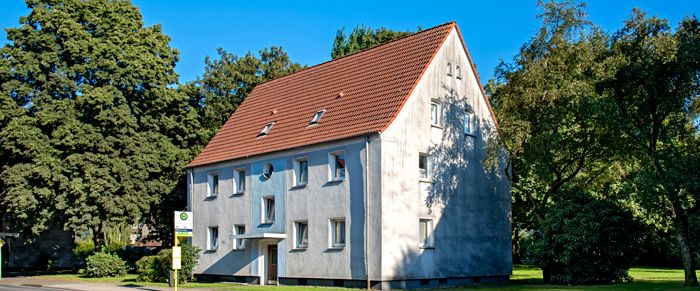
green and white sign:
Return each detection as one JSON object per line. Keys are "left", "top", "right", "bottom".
{"left": 174, "top": 211, "right": 193, "bottom": 237}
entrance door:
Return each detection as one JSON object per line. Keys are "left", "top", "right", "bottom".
{"left": 267, "top": 245, "right": 278, "bottom": 284}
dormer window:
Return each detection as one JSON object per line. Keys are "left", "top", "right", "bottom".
{"left": 258, "top": 122, "right": 274, "bottom": 137}
{"left": 309, "top": 110, "right": 326, "bottom": 125}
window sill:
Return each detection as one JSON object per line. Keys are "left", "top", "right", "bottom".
{"left": 291, "top": 247, "right": 308, "bottom": 252}
{"left": 326, "top": 246, "right": 345, "bottom": 252}
{"left": 230, "top": 191, "right": 245, "bottom": 197}
{"left": 204, "top": 195, "right": 218, "bottom": 201}
{"left": 419, "top": 178, "right": 433, "bottom": 183}
{"left": 291, "top": 183, "right": 307, "bottom": 189}
{"left": 327, "top": 178, "right": 345, "bottom": 183}
{"left": 430, "top": 124, "right": 443, "bottom": 129}
{"left": 259, "top": 221, "right": 274, "bottom": 226}
{"left": 420, "top": 245, "right": 435, "bottom": 249}
{"left": 232, "top": 248, "right": 245, "bottom": 251}
{"left": 204, "top": 249, "right": 217, "bottom": 253}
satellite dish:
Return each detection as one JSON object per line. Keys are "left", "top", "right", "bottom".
{"left": 262, "top": 163, "right": 274, "bottom": 179}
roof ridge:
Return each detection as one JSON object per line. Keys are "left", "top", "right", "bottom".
{"left": 255, "top": 21, "right": 456, "bottom": 88}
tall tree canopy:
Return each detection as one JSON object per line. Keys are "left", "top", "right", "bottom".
{"left": 331, "top": 25, "right": 413, "bottom": 59}
{"left": 180, "top": 47, "right": 303, "bottom": 140}
{"left": 0, "top": 0, "right": 202, "bottom": 247}
{"left": 606, "top": 10, "right": 700, "bottom": 286}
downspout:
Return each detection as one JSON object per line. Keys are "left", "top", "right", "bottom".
{"left": 187, "top": 169, "right": 194, "bottom": 211}
{"left": 364, "top": 136, "right": 371, "bottom": 290}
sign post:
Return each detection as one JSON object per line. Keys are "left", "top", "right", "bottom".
{"left": 173, "top": 211, "right": 192, "bottom": 291}
{"left": 0, "top": 239, "right": 4, "bottom": 281}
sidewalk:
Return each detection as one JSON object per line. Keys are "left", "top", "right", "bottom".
{"left": 0, "top": 276, "right": 212, "bottom": 291}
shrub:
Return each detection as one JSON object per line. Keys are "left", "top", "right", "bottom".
{"left": 135, "top": 242, "right": 201, "bottom": 283}
{"left": 73, "top": 239, "right": 95, "bottom": 268}
{"left": 529, "top": 190, "right": 644, "bottom": 284}
{"left": 85, "top": 251, "right": 127, "bottom": 277}
{"left": 136, "top": 255, "right": 168, "bottom": 282}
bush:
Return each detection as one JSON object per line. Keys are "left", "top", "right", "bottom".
{"left": 529, "top": 190, "right": 644, "bottom": 284}
{"left": 73, "top": 239, "right": 95, "bottom": 268}
{"left": 135, "top": 242, "right": 201, "bottom": 283}
{"left": 85, "top": 251, "right": 128, "bottom": 277}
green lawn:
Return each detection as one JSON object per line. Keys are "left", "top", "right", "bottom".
{"left": 36, "top": 265, "right": 697, "bottom": 290}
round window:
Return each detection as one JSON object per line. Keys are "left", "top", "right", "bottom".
{"left": 262, "top": 163, "right": 274, "bottom": 179}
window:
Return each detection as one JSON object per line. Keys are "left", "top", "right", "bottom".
{"left": 234, "top": 168, "right": 245, "bottom": 194}
{"left": 294, "top": 158, "right": 308, "bottom": 186}
{"left": 330, "top": 218, "right": 346, "bottom": 248}
{"left": 295, "top": 221, "right": 309, "bottom": 249}
{"left": 419, "top": 219, "right": 434, "bottom": 248}
{"left": 208, "top": 226, "right": 219, "bottom": 250}
{"left": 309, "top": 109, "right": 326, "bottom": 125}
{"left": 456, "top": 64, "right": 462, "bottom": 79}
{"left": 329, "top": 151, "right": 346, "bottom": 181}
{"left": 207, "top": 173, "right": 219, "bottom": 197}
{"left": 263, "top": 196, "right": 275, "bottom": 224}
{"left": 233, "top": 225, "right": 245, "bottom": 250}
{"left": 430, "top": 102, "right": 441, "bottom": 126}
{"left": 447, "top": 62, "right": 453, "bottom": 76}
{"left": 262, "top": 163, "right": 274, "bottom": 179}
{"left": 464, "top": 111, "right": 474, "bottom": 135}
{"left": 258, "top": 122, "right": 274, "bottom": 137}
{"left": 419, "top": 153, "right": 431, "bottom": 180}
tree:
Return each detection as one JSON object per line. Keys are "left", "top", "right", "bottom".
{"left": 0, "top": 0, "right": 202, "bottom": 248}
{"left": 605, "top": 10, "right": 700, "bottom": 286}
{"left": 180, "top": 47, "right": 303, "bottom": 140}
{"left": 485, "top": 1, "right": 624, "bottom": 281}
{"left": 331, "top": 25, "right": 413, "bottom": 59}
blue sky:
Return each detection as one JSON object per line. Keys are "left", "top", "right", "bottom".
{"left": 1, "top": 1, "right": 698, "bottom": 83}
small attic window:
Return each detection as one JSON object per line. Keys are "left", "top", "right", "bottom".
{"left": 258, "top": 122, "right": 274, "bottom": 137}
{"left": 309, "top": 110, "right": 326, "bottom": 125}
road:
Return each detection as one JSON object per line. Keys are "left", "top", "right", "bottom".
{"left": 0, "top": 285, "right": 67, "bottom": 291}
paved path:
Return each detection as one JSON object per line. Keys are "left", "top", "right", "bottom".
{"left": 0, "top": 277, "right": 185, "bottom": 291}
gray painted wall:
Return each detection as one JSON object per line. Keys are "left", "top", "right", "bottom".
{"left": 190, "top": 137, "right": 380, "bottom": 281}
{"left": 378, "top": 28, "right": 512, "bottom": 280}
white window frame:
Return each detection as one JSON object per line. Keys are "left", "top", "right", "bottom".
{"left": 233, "top": 168, "right": 246, "bottom": 194}
{"left": 464, "top": 111, "right": 474, "bottom": 136}
{"left": 328, "top": 151, "right": 346, "bottom": 181}
{"left": 447, "top": 61, "right": 453, "bottom": 76}
{"left": 329, "top": 218, "right": 346, "bottom": 249}
{"left": 455, "top": 64, "right": 462, "bottom": 79}
{"left": 207, "top": 226, "right": 219, "bottom": 250}
{"left": 294, "top": 220, "right": 309, "bottom": 249}
{"left": 309, "top": 109, "right": 326, "bottom": 125}
{"left": 430, "top": 101, "right": 441, "bottom": 127}
{"left": 207, "top": 172, "right": 219, "bottom": 197}
{"left": 233, "top": 225, "right": 245, "bottom": 250}
{"left": 419, "top": 218, "right": 434, "bottom": 248}
{"left": 258, "top": 122, "right": 274, "bottom": 137}
{"left": 419, "top": 153, "right": 431, "bottom": 181}
{"left": 262, "top": 196, "right": 275, "bottom": 224}
{"left": 293, "top": 157, "right": 309, "bottom": 187}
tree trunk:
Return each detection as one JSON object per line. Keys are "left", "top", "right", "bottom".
{"left": 542, "top": 266, "right": 552, "bottom": 284}
{"left": 512, "top": 226, "right": 522, "bottom": 264}
{"left": 675, "top": 222, "right": 699, "bottom": 287}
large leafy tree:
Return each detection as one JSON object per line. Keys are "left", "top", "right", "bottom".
{"left": 180, "top": 47, "right": 303, "bottom": 140}
{"left": 606, "top": 10, "right": 700, "bottom": 286}
{"left": 0, "top": 0, "right": 202, "bottom": 248}
{"left": 331, "top": 25, "right": 413, "bottom": 59}
{"left": 486, "top": 1, "right": 624, "bottom": 281}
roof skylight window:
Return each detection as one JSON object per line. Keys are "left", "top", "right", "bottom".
{"left": 258, "top": 122, "right": 275, "bottom": 137}
{"left": 309, "top": 110, "right": 326, "bottom": 125}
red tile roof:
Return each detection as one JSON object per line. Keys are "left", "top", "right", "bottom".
{"left": 188, "top": 22, "right": 459, "bottom": 168}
